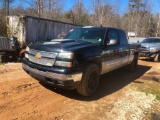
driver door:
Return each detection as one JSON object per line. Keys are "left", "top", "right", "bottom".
{"left": 101, "top": 28, "right": 122, "bottom": 74}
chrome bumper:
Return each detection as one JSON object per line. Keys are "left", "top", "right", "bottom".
{"left": 22, "top": 64, "right": 82, "bottom": 82}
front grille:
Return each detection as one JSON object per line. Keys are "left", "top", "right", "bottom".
{"left": 27, "top": 49, "right": 58, "bottom": 66}
{"left": 29, "top": 49, "right": 57, "bottom": 58}
{"left": 28, "top": 54, "right": 55, "bottom": 66}
{"left": 141, "top": 46, "right": 150, "bottom": 52}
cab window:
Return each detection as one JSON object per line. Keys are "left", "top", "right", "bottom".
{"left": 107, "top": 29, "right": 119, "bottom": 43}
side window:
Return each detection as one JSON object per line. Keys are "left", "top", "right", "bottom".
{"left": 118, "top": 30, "right": 128, "bottom": 44}
{"left": 107, "top": 29, "right": 119, "bottom": 42}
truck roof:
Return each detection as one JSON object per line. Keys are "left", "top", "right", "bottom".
{"left": 147, "top": 37, "right": 160, "bottom": 39}
{"left": 80, "top": 26, "right": 124, "bottom": 31}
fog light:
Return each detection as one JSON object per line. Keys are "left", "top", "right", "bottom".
{"left": 25, "top": 53, "right": 29, "bottom": 58}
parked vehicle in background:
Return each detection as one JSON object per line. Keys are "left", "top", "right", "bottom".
{"left": 140, "top": 37, "right": 160, "bottom": 62}
{"left": 0, "top": 15, "right": 79, "bottom": 62}
{"left": 128, "top": 37, "right": 145, "bottom": 43}
{"left": 0, "top": 37, "right": 19, "bottom": 62}
{"left": 22, "top": 26, "right": 141, "bottom": 96}
{"left": 128, "top": 32, "right": 136, "bottom": 37}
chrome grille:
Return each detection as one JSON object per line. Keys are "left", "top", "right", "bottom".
{"left": 29, "top": 49, "right": 57, "bottom": 58}
{"left": 141, "top": 46, "right": 150, "bottom": 52}
{"left": 28, "top": 54, "right": 55, "bottom": 66}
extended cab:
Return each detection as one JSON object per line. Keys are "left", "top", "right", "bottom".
{"left": 22, "top": 27, "right": 140, "bottom": 96}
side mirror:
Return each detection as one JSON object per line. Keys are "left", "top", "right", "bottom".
{"left": 107, "top": 39, "right": 118, "bottom": 45}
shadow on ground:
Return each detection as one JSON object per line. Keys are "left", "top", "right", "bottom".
{"left": 40, "top": 64, "right": 152, "bottom": 101}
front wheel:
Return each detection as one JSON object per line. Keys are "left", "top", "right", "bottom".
{"left": 154, "top": 53, "right": 160, "bottom": 62}
{"left": 77, "top": 63, "right": 100, "bottom": 96}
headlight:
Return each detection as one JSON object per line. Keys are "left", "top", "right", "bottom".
{"left": 26, "top": 46, "right": 30, "bottom": 52}
{"left": 25, "top": 53, "right": 29, "bottom": 58}
{"left": 150, "top": 48, "right": 158, "bottom": 52}
{"left": 57, "top": 52, "right": 74, "bottom": 59}
{"left": 55, "top": 61, "right": 72, "bottom": 68}
{"left": 25, "top": 46, "right": 30, "bottom": 58}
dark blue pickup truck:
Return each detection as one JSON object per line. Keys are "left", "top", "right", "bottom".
{"left": 22, "top": 26, "right": 141, "bottom": 96}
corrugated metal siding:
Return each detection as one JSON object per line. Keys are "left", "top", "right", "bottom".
{"left": 0, "top": 37, "right": 12, "bottom": 51}
{"left": 26, "top": 17, "right": 78, "bottom": 44}
{"left": 8, "top": 15, "right": 80, "bottom": 49}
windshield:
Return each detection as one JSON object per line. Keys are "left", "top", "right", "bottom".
{"left": 141, "top": 38, "right": 160, "bottom": 44}
{"left": 63, "top": 28, "right": 106, "bottom": 44}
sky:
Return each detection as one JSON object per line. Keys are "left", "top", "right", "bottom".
{"left": 6, "top": 0, "right": 160, "bottom": 15}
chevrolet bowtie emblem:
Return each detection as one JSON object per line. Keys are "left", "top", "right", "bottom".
{"left": 35, "top": 53, "right": 42, "bottom": 59}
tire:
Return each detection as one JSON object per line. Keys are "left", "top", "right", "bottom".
{"left": 154, "top": 53, "right": 160, "bottom": 62}
{"left": 126, "top": 55, "right": 138, "bottom": 72}
{"left": 0, "top": 54, "right": 8, "bottom": 63}
{"left": 77, "top": 63, "right": 100, "bottom": 96}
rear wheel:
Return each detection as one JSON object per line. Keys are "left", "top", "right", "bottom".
{"left": 154, "top": 53, "right": 160, "bottom": 62}
{"left": 126, "top": 55, "right": 138, "bottom": 72}
{"left": 77, "top": 63, "right": 100, "bottom": 96}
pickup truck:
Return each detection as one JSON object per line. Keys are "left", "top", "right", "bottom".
{"left": 22, "top": 26, "right": 141, "bottom": 96}
{"left": 140, "top": 37, "right": 160, "bottom": 62}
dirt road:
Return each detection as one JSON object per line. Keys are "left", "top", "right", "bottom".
{"left": 0, "top": 60, "right": 160, "bottom": 120}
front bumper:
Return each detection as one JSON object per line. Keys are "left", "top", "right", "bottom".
{"left": 22, "top": 60, "right": 82, "bottom": 89}
{"left": 139, "top": 52, "right": 157, "bottom": 58}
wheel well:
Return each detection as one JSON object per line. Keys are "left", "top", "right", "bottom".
{"left": 20, "top": 52, "right": 25, "bottom": 58}
{"left": 84, "top": 59, "right": 102, "bottom": 73}
{"left": 19, "top": 48, "right": 26, "bottom": 59}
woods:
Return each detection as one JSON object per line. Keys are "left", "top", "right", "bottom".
{"left": 0, "top": 0, "right": 160, "bottom": 37}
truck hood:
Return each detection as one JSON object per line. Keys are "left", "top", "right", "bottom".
{"left": 141, "top": 43, "right": 160, "bottom": 49}
{"left": 29, "top": 39, "right": 98, "bottom": 52}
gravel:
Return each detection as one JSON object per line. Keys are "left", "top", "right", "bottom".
{"left": 105, "top": 88, "right": 157, "bottom": 120}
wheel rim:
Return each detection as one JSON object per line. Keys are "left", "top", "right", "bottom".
{"left": 88, "top": 71, "right": 98, "bottom": 90}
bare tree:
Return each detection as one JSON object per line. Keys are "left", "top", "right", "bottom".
{"left": 23, "top": 0, "right": 64, "bottom": 19}
{"left": 0, "top": 0, "right": 159, "bottom": 37}
{"left": 156, "top": 13, "right": 160, "bottom": 37}
{"left": 64, "top": 0, "right": 89, "bottom": 25}
{"left": 90, "top": 0, "right": 117, "bottom": 26}
{"left": 0, "top": 0, "right": 15, "bottom": 36}
{"left": 0, "top": 0, "right": 14, "bottom": 15}
{"left": 123, "top": 0, "right": 156, "bottom": 37}
{"left": 155, "top": 1, "right": 160, "bottom": 37}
